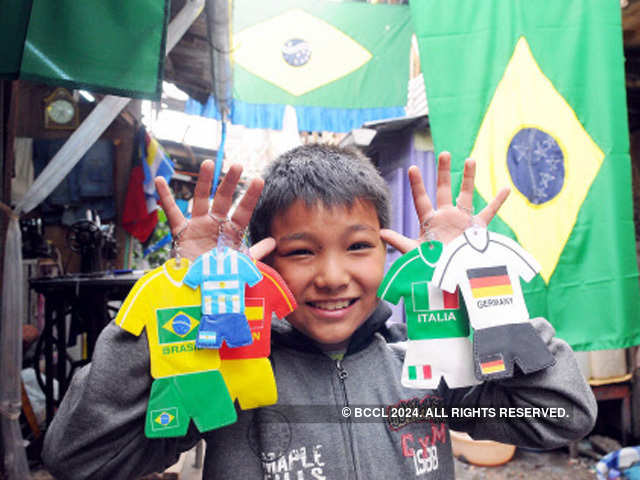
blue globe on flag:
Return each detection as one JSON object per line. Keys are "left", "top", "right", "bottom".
{"left": 171, "top": 314, "right": 192, "bottom": 336}
{"left": 507, "top": 127, "right": 565, "bottom": 205}
{"left": 282, "top": 39, "right": 312, "bottom": 67}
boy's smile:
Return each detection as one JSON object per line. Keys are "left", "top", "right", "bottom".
{"left": 269, "top": 199, "right": 386, "bottom": 350}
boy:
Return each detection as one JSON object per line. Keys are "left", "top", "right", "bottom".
{"left": 43, "top": 145, "right": 596, "bottom": 479}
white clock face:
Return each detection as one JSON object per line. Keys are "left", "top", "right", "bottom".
{"left": 47, "top": 99, "right": 75, "bottom": 124}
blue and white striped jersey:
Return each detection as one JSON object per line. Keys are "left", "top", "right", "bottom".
{"left": 184, "top": 247, "right": 262, "bottom": 315}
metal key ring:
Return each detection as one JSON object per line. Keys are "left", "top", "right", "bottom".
{"left": 172, "top": 219, "right": 189, "bottom": 243}
{"left": 208, "top": 211, "right": 228, "bottom": 236}
{"left": 225, "top": 220, "right": 248, "bottom": 242}
{"left": 456, "top": 204, "right": 474, "bottom": 216}
{"left": 421, "top": 211, "right": 435, "bottom": 230}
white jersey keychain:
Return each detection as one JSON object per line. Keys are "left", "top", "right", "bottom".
{"left": 431, "top": 225, "right": 555, "bottom": 380}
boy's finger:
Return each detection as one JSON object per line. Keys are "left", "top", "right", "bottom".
{"left": 456, "top": 158, "right": 476, "bottom": 212}
{"left": 249, "top": 237, "right": 276, "bottom": 260}
{"left": 380, "top": 229, "right": 419, "bottom": 255}
{"left": 210, "top": 164, "right": 243, "bottom": 219}
{"left": 408, "top": 166, "right": 434, "bottom": 223}
{"left": 477, "top": 187, "right": 510, "bottom": 226}
{"left": 156, "top": 177, "right": 186, "bottom": 233}
{"left": 436, "top": 151, "right": 453, "bottom": 208}
{"left": 192, "top": 159, "right": 215, "bottom": 217}
{"left": 230, "top": 178, "right": 264, "bottom": 231}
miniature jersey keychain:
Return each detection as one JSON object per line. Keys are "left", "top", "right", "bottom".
{"left": 218, "top": 260, "right": 297, "bottom": 409}
{"left": 378, "top": 240, "right": 479, "bottom": 389}
{"left": 219, "top": 261, "right": 297, "bottom": 360}
{"left": 431, "top": 225, "right": 556, "bottom": 381}
{"left": 115, "top": 256, "right": 237, "bottom": 438}
{"left": 183, "top": 220, "right": 263, "bottom": 349}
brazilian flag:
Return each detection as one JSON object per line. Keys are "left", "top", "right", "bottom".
{"left": 218, "top": 0, "right": 411, "bottom": 132}
{"left": 156, "top": 306, "right": 200, "bottom": 345}
{"left": 411, "top": 0, "right": 640, "bottom": 350}
{"left": 0, "top": 0, "right": 168, "bottom": 99}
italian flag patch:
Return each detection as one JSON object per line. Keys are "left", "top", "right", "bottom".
{"left": 408, "top": 364, "right": 432, "bottom": 381}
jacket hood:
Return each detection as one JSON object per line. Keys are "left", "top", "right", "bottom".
{"left": 271, "top": 301, "right": 403, "bottom": 356}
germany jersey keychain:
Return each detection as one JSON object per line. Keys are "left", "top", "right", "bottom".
{"left": 431, "top": 225, "right": 555, "bottom": 380}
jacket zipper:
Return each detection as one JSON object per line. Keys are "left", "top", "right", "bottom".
{"left": 336, "top": 359, "right": 358, "bottom": 479}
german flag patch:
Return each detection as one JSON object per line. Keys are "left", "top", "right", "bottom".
{"left": 480, "top": 354, "right": 506, "bottom": 375}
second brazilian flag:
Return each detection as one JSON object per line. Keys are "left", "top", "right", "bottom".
{"left": 410, "top": 0, "right": 640, "bottom": 350}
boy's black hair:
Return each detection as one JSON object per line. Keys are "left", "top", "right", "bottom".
{"left": 249, "top": 143, "right": 390, "bottom": 243}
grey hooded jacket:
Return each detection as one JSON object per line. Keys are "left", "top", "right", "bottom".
{"left": 43, "top": 303, "right": 597, "bottom": 479}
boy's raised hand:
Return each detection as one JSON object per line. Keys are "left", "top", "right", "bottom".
{"left": 155, "top": 160, "right": 276, "bottom": 261}
{"left": 380, "top": 151, "right": 510, "bottom": 254}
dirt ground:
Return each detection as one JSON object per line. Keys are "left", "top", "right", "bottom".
{"left": 453, "top": 447, "right": 596, "bottom": 480}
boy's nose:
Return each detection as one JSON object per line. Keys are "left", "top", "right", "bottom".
{"left": 314, "top": 255, "right": 349, "bottom": 291}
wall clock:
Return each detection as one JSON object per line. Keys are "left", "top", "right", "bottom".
{"left": 44, "top": 88, "right": 79, "bottom": 130}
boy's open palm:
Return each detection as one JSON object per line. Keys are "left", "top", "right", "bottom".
{"left": 380, "top": 152, "right": 510, "bottom": 254}
{"left": 155, "top": 161, "right": 276, "bottom": 262}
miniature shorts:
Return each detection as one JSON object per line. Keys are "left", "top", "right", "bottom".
{"left": 196, "top": 313, "right": 253, "bottom": 349}
{"left": 219, "top": 357, "right": 278, "bottom": 410}
{"left": 145, "top": 370, "right": 237, "bottom": 438}
{"left": 402, "top": 337, "right": 480, "bottom": 389}
{"left": 473, "top": 322, "right": 556, "bottom": 381}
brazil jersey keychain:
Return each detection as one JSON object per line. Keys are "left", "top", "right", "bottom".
{"left": 378, "top": 240, "right": 479, "bottom": 389}
{"left": 115, "top": 257, "right": 237, "bottom": 438}
{"left": 431, "top": 225, "right": 556, "bottom": 380}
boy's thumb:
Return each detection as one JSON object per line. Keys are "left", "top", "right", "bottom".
{"left": 250, "top": 237, "right": 276, "bottom": 261}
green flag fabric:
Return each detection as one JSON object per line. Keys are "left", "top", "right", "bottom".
{"left": 411, "top": 0, "right": 640, "bottom": 350}
{"left": 0, "top": 0, "right": 33, "bottom": 78}
{"left": 185, "top": 0, "right": 412, "bottom": 132}
{"left": 233, "top": 0, "right": 411, "bottom": 109}
{"left": 0, "top": 0, "right": 168, "bottom": 99}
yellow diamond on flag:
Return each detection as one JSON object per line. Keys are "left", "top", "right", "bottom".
{"left": 232, "top": 9, "right": 372, "bottom": 97}
{"left": 471, "top": 37, "right": 604, "bottom": 284}
{"left": 162, "top": 312, "right": 199, "bottom": 338}
{"left": 154, "top": 411, "right": 175, "bottom": 426}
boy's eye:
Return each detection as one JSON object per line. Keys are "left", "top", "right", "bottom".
{"left": 348, "top": 242, "right": 374, "bottom": 251}
{"left": 283, "top": 248, "right": 313, "bottom": 257}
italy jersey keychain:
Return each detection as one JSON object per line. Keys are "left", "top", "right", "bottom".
{"left": 378, "top": 238, "right": 479, "bottom": 390}
{"left": 184, "top": 214, "right": 262, "bottom": 349}
{"left": 431, "top": 223, "right": 555, "bottom": 380}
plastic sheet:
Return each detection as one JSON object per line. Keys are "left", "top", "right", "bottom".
{"left": 1, "top": 218, "right": 30, "bottom": 479}
{"left": 0, "top": 2, "right": 205, "bottom": 477}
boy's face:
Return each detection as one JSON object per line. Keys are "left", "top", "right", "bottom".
{"left": 269, "top": 199, "right": 386, "bottom": 350}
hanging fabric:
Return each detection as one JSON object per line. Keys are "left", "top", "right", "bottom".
{"left": 0, "top": 2, "right": 205, "bottom": 477}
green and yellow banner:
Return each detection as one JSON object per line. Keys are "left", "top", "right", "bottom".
{"left": 411, "top": 0, "right": 640, "bottom": 350}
